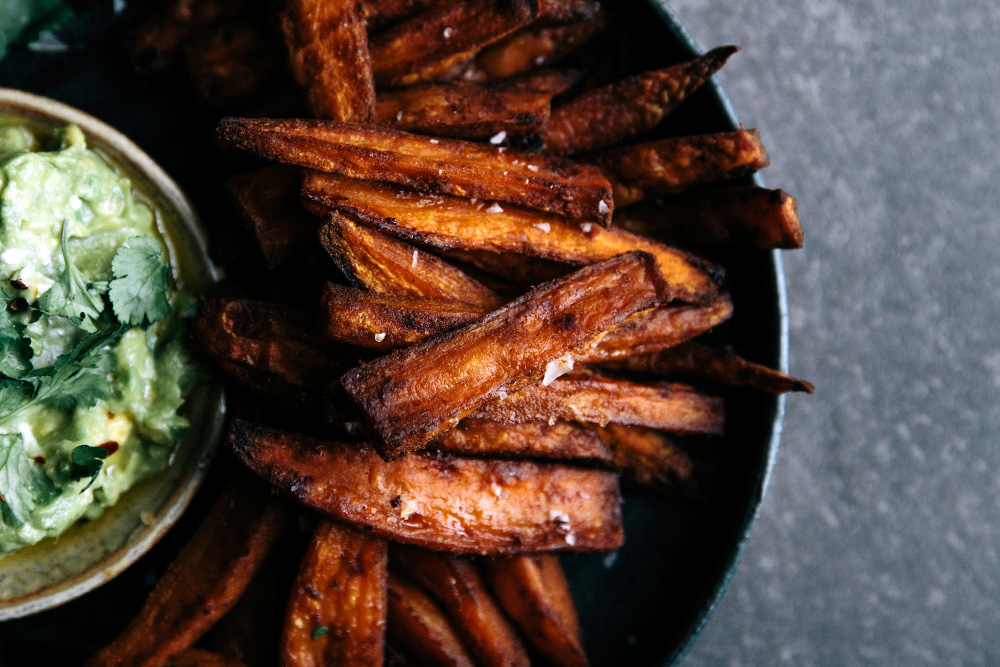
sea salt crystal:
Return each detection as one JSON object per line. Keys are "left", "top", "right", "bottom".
{"left": 411, "top": 250, "right": 419, "bottom": 267}
{"left": 598, "top": 200, "right": 610, "bottom": 215}
{"left": 374, "top": 332, "right": 386, "bottom": 342}
{"left": 429, "top": 138, "right": 440, "bottom": 144}
{"left": 395, "top": 110, "right": 403, "bottom": 121}
{"left": 542, "top": 354, "right": 573, "bottom": 385}
{"left": 580, "top": 222, "right": 593, "bottom": 233}
{"left": 443, "top": 26, "right": 454, "bottom": 38}
{"left": 486, "top": 203, "right": 504, "bottom": 213}
{"left": 527, "top": 164, "right": 539, "bottom": 172}
{"left": 490, "top": 131, "right": 507, "bottom": 145}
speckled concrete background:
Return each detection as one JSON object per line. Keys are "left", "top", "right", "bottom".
{"left": 670, "top": 1, "right": 1000, "bottom": 665}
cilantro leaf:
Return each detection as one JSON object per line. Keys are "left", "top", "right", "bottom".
{"left": 36, "top": 221, "right": 105, "bottom": 332}
{"left": 70, "top": 444, "right": 108, "bottom": 492}
{"left": 0, "top": 433, "right": 56, "bottom": 526}
{"left": 21, "top": 326, "right": 122, "bottom": 414}
{"left": 0, "top": 380, "right": 30, "bottom": 415}
{"left": 311, "top": 627, "right": 328, "bottom": 640}
{"left": 0, "top": 308, "right": 32, "bottom": 378}
{"left": 108, "top": 237, "right": 171, "bottom": 328}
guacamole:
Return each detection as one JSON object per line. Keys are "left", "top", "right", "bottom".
{"left": 0, "top": 122, "right": 203, "bottom": 554}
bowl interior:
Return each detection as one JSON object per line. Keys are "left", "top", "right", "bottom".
{"left": 0, "top": 89, "right": 224, "bottom": 619}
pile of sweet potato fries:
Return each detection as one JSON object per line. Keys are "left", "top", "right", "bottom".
{"left": 92, "top": 0, "right": 812, "bottom": 664}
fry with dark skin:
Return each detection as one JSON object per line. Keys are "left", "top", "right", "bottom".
{"left": 318, "top": 213, "right": 503, "bottom": 308}
{"left": 374, "top": 80, "right": 553, "bottom": 140}
{"left": 474, "top": 11, "right": 606, "bottom": 80}
{"left": 473, "top": 375, "right": 725, "bottom": 435}
{"left": 320, "top": 284, "right": 488, "bottom": 351}
{"left": 387, "top": 573, "right": 476, "bottom": 667}
{"left": 431, "top": 419, "right": 612, "bottom": 463}
{"left": 592, "top": 423, "right": 694, "bottom": 491}
{"left": 608, "top": 341, "right": 815, "bottom": 394}
{"left": 303, "top": 170, "right": 718, "bottom": 303}
{"left": 591, "top": 129, "right": 771, "bottom": 206}
{"left": 393, "top": 546, "right": 530, "bottom": 667}
{"left": 228, "top": 420, "right": 625, "bottom": 554}
{"left": 280, "top": 0, "right": 375, "bottom": 121}
{"left": 541, "top": 46, "right": 738, "bottom": 156}
{"left": 613, "top": 186, "right": 804, "bottom": 249}
{"left": 85, "top": 476, "right": 287, "bottom": 667}
{"left": 183, "top": 18, "right": 283, "bottom": 108}
{"left": 282, "top": 521, "right": 388, "bottom": 667}
{"left": 370, "top": 0, "right": 537, "bottom": 86}
{"left": 340, "top": 252, "right": 673, "bottom": 458}
{"left": 224, "top": 165, "right": 315, "bottom": 269}
{"left": 482, "top": 555, "right": 587, "bottom": 667}
{"left": 218, "top": 116, "right": 614, "bottom": 224}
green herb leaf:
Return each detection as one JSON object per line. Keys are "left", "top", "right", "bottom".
{"left": 70, "top": 444, "right": 108, "bottom": 492}
{"left": 36, "top": 221, "right": 105, "bottom": 332}
{"left": 108, "top": 236, "right": 171, "bottom": 328}
{"left": 311, "top": 627, "right": 328, "bottom": 640}
{"left": 0, "top": 308, "right": 32, "bottom": 378}
{"left": 0, "top": 379, "right": 30, "bottom": 415}
{"left": 0, "top": 433, "right": 56, "bottom": 526}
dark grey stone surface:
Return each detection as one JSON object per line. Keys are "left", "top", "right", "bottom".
{"left": 670, "top": 1, "right": 1000, "bottom": 665}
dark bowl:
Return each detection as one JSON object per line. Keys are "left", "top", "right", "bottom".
{"left": 0, "top": 1, "right": 788, "bottom": 664}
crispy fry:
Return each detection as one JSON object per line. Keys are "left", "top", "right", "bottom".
{"left": 280, "top": 0, "right": 375, "bottom": 121}
{"left": 183, "top": 18, "right": 282, "bottom": 108}
{"left": 370, "top": 0, "right": 537, "bottom": 86}
{"left": 374, "top": 80, "right": 553, "bottom": 140}
{"left": 229, "top": 420, "right": 625, "bottom": 554}
{"left": 576, "top": 295, "right": 733, "bottom": 362}
{"left": 192, "top": 297, "right": 348, "bottom": 411}
{"left": 317, "top": 281, "right": 731, "bottom": 363}
{"left": 318, "top": 213, "right": 503, "bottom": 308}
{"left": 536, "top": 0, "right": 601, "bottom": 25}
{"left": 440, "top": 247, "right": 571, "bottom": 288}
{"left": 504, "top": 68, "right": 582, "bottom": 95}
{"left": 282, "top": 521, "right": 388, "bottom": 667}
{"left": 320, "top": 284, "right": 488, "bottom": 351}
{"left": 609, "top": 342, "right": 815, "bottom": 394}
{"left": 171, "top": 649, "right": 246, "bottom": 667}
{"left": 124, "top": 0, "right": 248, "bottom": 73}
{"left": 393, "top": 546, "right": 529, "bottom": 667}
{"left": 387, "top": 572, "right": 476, "bottom": 667}
{"left": 592, "top": 129, "right": 771, "bottom": 206}
{"left": 86, "top": 477, "right": 287, "bottom": 667}
{"left": 482, "top": 555, "right": 587, "bottom": 667}
{"left": 474, "top": 11, "right": 606, "bottom": 81}
{"left": 224, "top": 165, "right": 315, "bottom": 269}
{"left": 613, "top": 186, "right": 804, "bottom": 249}
{"left": 473, "top": 375, "right": 725, "bottom": 435}
{"left": 541, "top": 46, "right": 738, "bottom": 156}
{"left": 303, "top": 170, "right": 718, "bottom": 303}
{"left": 218, "top": 116, "right": 614, "bottom": 223}
{"left": 593, "top": 423, "right": 693, "bottom": 491}
{"left": 431, "top": 419, "right": 612, "bottom": 463}
{"left": 340, "top": 252, "right": 672, "bottom": 458}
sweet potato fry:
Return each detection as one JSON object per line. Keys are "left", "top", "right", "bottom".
{"left": 192, "top": 297, "right": 348, "bottom": 411}
{"left": 540, "top": 46, "right": 738, "bottom": 156}
{"left": 320, "top": 284, "right": 488, "bottom": 351}
{"left": 340, "top": 252, "right": 672, "bottom": 458}
{"left": 370, "top": 0, "right": 537, "bottom": 86}
{"left": 613, "top": 186, "right": 804, "bottom": 249}
{"left": 591, "top": 129, "right": 771, "bottom": 206}
{"left": 431, "top": 419, "right": 612, "bottom": 463}
{"left": 171, "top": 649, "right": 246, "bottom": 667}
{"left": 536, "top": 0, "right": 601, "bottom": 25}
{"left": 474, "top": 11, "right": 606, "bottom": 80}
{"left": 86, "top": 476, "right": 287, "bottom": 667}
{"left": 224, "top": 165, "right": 315, "bottom": 269}
{"left": 387, "top": 572, "right": 476, "bottom": 667}
{"left": 318, "top": 213, "right": 503, "bottom": 308}
{"left": 229, "top": 420, "right": 625, "bottom": 554}
{"left": 280, "top": 0, "right": 375, "bottom": 121}
{"left": 282, "top": 521, "right": 388, "bottom": 667}
{"left": 482, "top": 555, "right": 587, "bottom": 667}
{"left": 183, "top": 18, "right": 282, "bottom": 108}
{"left": 505, "top": 68, "right": 583, "bottom": 95}
{"left": 393, "top": 546, "right": 530, "bottom": 667}
{"left": 303, "top": 170, "right": 718, "bottom": 303}
{"left": 576, "top": 295, "right": 733, "bottom": 363}
{"left": 374, "top": 80, "right": 553, "bottom": 140}
{"left": 218, "top": 116, "right": 614, "bottom": 224}
{"left": 610, "top": 342, "right": 815, "bottom": 394}
{"left": 472, "top": 375, "right": 725, "bottom": 435}
{"left": 592, "top": 423, "right": 694, "bottom": 491}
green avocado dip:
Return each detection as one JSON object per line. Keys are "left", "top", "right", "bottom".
{"left": 0, "top": 122, "right": 204, "bottom": 555}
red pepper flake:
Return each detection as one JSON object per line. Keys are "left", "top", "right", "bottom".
{"left": 106, "top": 411, "right": 115, "bottom": 419}
{"left": 33, "top": 456, "right": 46, "bottom": 465}
{"left": 0, "top": 493, "right": 5, "bottom": 502}
{"left": 98, "top": 441, "right": 119, "bottom": 455}
{"left": 7, "top": 298, "right": 28, "bottom": 313}
{"left": 9, "top": 279, "right": 27, "bottom": 290}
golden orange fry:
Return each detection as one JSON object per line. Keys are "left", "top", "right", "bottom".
{"left": 431, "top": 419, "right": 612, "bottom": 463}
{"left": 387, "top": 572, "right": 476, "bottom": 667}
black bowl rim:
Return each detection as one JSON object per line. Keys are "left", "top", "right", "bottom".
{"left": 645, "top": 4, "right": 790, "bottom": 664}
